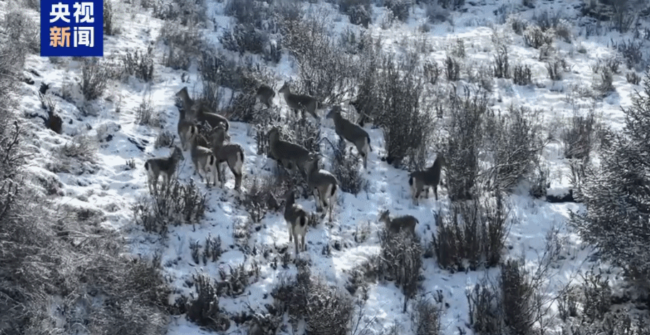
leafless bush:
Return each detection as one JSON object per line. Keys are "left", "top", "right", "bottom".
{"left": 593, "top": 68, "right": 615, "bottom": 97}
{"left": 217, "top": 262, "right": 260, "bottom": 297}
{"left": 492, "top": 45, "right": 510, "bottom": 79}
{"left": 626, "top": 71, "right": 641, "bottom": 85}
{"left": 202, "top": 234, "right": 222, "bottom": 264}
{"left": 121, "top": 47, "right": 154, "bottom": 82}
{"left": 510, "top": 16, "right": 528, "bottom": 35}
{"left": 412, "top": 297, "right": 442, "bottom": 335}
{"left": 331, "top": 137, "right": 368, "bottom": 195}
{"left": 532, "top": 9, "right": 562, "bottom": 32}
{"left": 580, "top": 269, "right": 612, "bottom": 322}
{"left": 338, "top": 0, "right": 372, "bottom": 27}
{"left": 437, "top": 0, "right": 464, "bottom": 10}
{"left": 132, "top": 178, "right": 208, "bottom": 234}
{"left": 81, "top": 59, "right": 108, "bottom": 101}
{"left": 546, "top": 58, "right": 566, "bottom": 81}
{"left": 272, "top": 265, "right": 354, "bottom": 335}
{"left": 554, "top": 20, "right": 572, "bottom": 43}
{"left": 239, "top": 175, "right": 284, "bottom": 223}
{"left": 153, "top": 0, "right": 207, "bottom": 26}
{"left": 199, "top": 51, "right": 257, "bottom": 92}
{"left": 154, "top": 130, "right": 175, "bottom": 149}
{"left": 220, "top": 23, "right": 267, "bottom": 56}
{"left": 379, "top": 55, "right": 436, "bottom": 170}
{"left": 426, "top": 2, "right": 449, "bottom": 24}
{"left": 135, "top": 95, "right": 163, "bottom": 127}
{"left": 524, "top": 25, "right": 553, "bottom": 49}
{"left": 444, "top": 56, "right": 461, "bottom": 81}
{"left": 224, "top": 0, "right": 272, "bottom": 27}
{"left": 513, "top": 64, "right": 532, "bottom": 85}
{"left": 61, "top": 134, "right": 97, "bottom": 163}
{"left": 611, "top": 39, "right": 644, "bottom": 70}
{"left": 282, "top": 14, "right": 357, "bottom": 105}
{"left": 159, "top": 23, "right": 203, "bottom": 70}
{"left": 424, "top": 60, "right": 441, "bottom": 85}
{"left": 104, "top": 0, "right": 116, "bottom": 35}
{"left": 561, "top": 109, "right": 596, "bottom": 161}
{"left": 3, "top": 11, "right": 39, "bottom": 64}
{"left": 445, "top": 87, "right": 486, "bottom": 201}
{"left": 610, "top": 0, "right": 636, "bottom": 33}
{"left": 378, "top": 229, "right": 422, "bottom": 312}
{"left": 466, "top": 283, "right": 504, "bottom": 334}
{"left": 433, "top": 195, "right": 510, "bottom": 271}
{"left": 603, "top": 56, "right": 621, "bottom": 74}
{"left": 186, "top": 273, "right": 230, "bottom": 331}
{"left": 385, "top": 0, "right": 412, "bottom": 22}
{"left": 482, "top": 106, "right": 543, "bottom": 191}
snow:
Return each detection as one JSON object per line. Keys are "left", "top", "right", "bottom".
{"left": 11, "top": 0, "right": 647, "bottom": 333}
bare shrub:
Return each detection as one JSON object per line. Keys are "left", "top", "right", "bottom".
{"left": 482, "top": 106, "right": 543, "bottom": 191}
{"left": 338, "top": 0, "right": 372, "bottom": 27}
{"left": 132, "top": 178, "right": 208, "bottom": 234}
{"left": 379, "top": 55, "right": 436, "bottom": 170}
{"left": 154, "top": 130, "right": 175, "bottom": 149}
{"left": 546, "top": 58, "right": 566, "bottom": 81}
{"left": 159, "top": 23, "right": 203, "bottom": 70}
{"left": 61, "top": 134, "right": 97, "bottom": 163}
{"left": 412, "top": 297, "right": 442, "bottom": 335}
{"left": 466, "top": 283, "right": 503, "bottom": 334}
{"left": 445, "top": 87, "right": 486, "bottom": 201}
{"left": 81, "top": 59, "right": 108, "bottom": 101}
{"left": 104, "top": 0, "right": 116, "bottom": 35}
{"left": 220, "top": 23, "right": 267, "bottom": 56}
{"left": 626, "top": 71, "right": 641, "bottom": 85}
{"left": 603, "top": 56, "right": 621, "bottom": 74}
{"left": 561, "top": 109, "right": 595, "bottom": 161}
{"left": 272, "top": 265, "right": 354, "bottom": 335}
{"left": 513, "top": 64, "right": 532, "bottom": 86}
{"left": 444, "top": 55, "right": 461, "bottom": 81}
{"left": 492, "top": 45, "right": 510, "bottom": 79}
{"left": 385, "top": 0, "right": 412, "bottom": 22}
{"left": 186, "top": 273, "right": 230, "bottom": 331}
{"left": 121, "top": 47, "right": 154, "bottom": 82}
{"left": 282, "top": 14, "right": 357, "bottom": 105}
{"left": 510, "top": 16, "right": 528, "bottom": 35}
{"left": 423, "top": 60, "right": 441, "bottom": 85}
{"left": 239, "top": 175, "right": 284, "bottom": 223}
{"left": 330, "top": 137, "right": 368, "bottom": 195}
{"left": 3, "top": 11, "right": 39, "bottom": 64}
{"left": 554, "top": 19, "right": 572, "bottom": 43}
{"left": 437, "top": 0, "right": 464, "bottom": 10}
{"left": 580, "top": 269, "right": 612, "bottom": 322}
{"left": 611, "top": 39, "right": 643, "bottom": 70}
{"left": 153, "top": 0, "right": 207, "bottom": 26}
{"left": 426, "top": 3, "right": 449, "bottom": 24}
{"left": 524, "top": 25, "right": 553, "bottom": 49}
{"left": 532, "top": 9, "right": 562, "bottom": 32}
{"left": 378, "top": 229, "right": 422, "bottom": 312}
{"left": 610, "top": 0, "right": 635, "bottom": 33}
{"left": 433, "top": 194, "right": 510, "bottom": 271}
{"left": 593, "top": 68, "right": 615, "bottom": 97}
{"left": 135, "top": 95, "right": 163, "bottom": 127}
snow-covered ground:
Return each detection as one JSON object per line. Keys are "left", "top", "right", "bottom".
{"left": 10, "top": 0, "right": 648, "bottom": 333}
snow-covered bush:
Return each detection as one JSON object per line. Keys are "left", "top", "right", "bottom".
{"left": 433, "top": 195, "right": 509, "bottom": 271}
{"left": 561, "top": 110, "right": 595, "bottom": 161}
{"left": 3, "top": 10, "right": 39, "bottom": 64}
{"left": 153, "top": 0, "right": 206, "bottom": 26}
{"left": 159, "top": 23, "right": 203, "bottom": 70}
{"left": 331, "top": 137, "right": 368, "bottom": 195}
{"left": 593, "top": 68, "right": 615, "bottom": 97}
{"left": 426, "top": 2, "right": 449, "bottom": 23}
{"left": 570, "top": 72, "right": 650, "bottom": 293}
{"left": 81, "top": 59, "right": 108, "bottom": 101}
{"left": 385, "top": 0, "right": 412, "bottom": 22}
{"left": 412, "top": 297, "right": 442, "bottom": 335}
{"left": 524, "top": 25, "right": 553, "bottom": 49}
{"left": 444, "top": 55, "right": 461, "bottom": 81}
{"left": 482, "top": 106, "right": 543, "bottom": 192}
{"left": 132, "top": 178, "right": 208, "bottom": 234}
{"left": 121, "top": 47, "right": 155, "bottom": 82}
{"left": 272, "top": 264, "right": 354, "bottom": 335}
{"left": 338, "top": 0, "right": 372, "bottom": 27}
{"left": 379, "top": 229, "right": 423, "bottom": 311}
{"left": 240, "top": 175, "right": 283, "bottom": 223}
{"left": 154, "top": 130, "right": 175, "bottom": 149}
{"left": 220, "top": 23, "right": 267, "bottom": 56}
{"left": 445, "top": 87, "right": 486, "bottom": 201}
{"left": 513, "top": 64, "right": 532, "bottom": 86}
{"left": 492, "top": 45, "right": 510, "bottom": 79}
{"left": 186, "top": 273, "right": 230, "bottom": 331}
{"left": 438, "top": 0, "right": 464, "bottom": 10}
